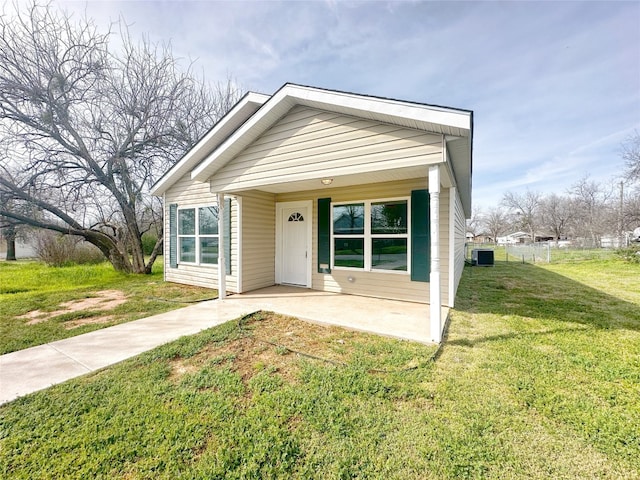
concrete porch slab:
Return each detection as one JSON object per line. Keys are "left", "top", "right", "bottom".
{"left": 228, "top": 285, "right": 446, "bottom": 344}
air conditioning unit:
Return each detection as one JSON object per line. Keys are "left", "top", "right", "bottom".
{"left": 472, "top": 249, "right": 494, "bottom": 266}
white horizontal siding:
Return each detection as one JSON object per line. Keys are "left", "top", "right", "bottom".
{"left": 439, "top": 188, "right": 451, "bottom": 306}
{"left": 163, "top": 172, "right": 239, "bottom": 292}
{"left": 165, "top": 172, "right": 212, "bottom": 204}
{"left": 210, "top": 105, "right": 443, "bottom": 192}
{"left": 240, "top": 190, "right": 276, "bottom": 292}
{"left": 450, "top": 187, "right": 466, "bottom": 306}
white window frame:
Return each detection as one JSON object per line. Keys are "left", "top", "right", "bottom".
{"left": 177, "top": 204, "right": 220, "bottom": 267}
{"left": 330, "top": 196, "right": 410, "bottom": 275}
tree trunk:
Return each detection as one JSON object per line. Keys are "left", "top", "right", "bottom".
{"left": 5, "top": 224, "right": 17, "bottom": 261}
{"left": 83, "top": 230, "right": 134, "bottom": 273}
{"left": 144, "top": 234, "right": 163, "bottom": 274}
{"left": 116, "top": 202, "right": 149, "bottom": 274}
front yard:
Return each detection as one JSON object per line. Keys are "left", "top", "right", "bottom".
{"left": 0, "top": 260, "right": 215, "bottom": 354}
{"left": 1, "top": 257, "right": 638, "bottom": 478}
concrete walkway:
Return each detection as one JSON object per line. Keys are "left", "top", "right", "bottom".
{"left": 1, "top": 286, "right": 439, "bottom": 405}
{"left": 0, "top": 299, "right": 258, "bottom": 405}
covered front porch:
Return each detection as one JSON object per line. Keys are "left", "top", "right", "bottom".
{"left": 226, "top": 285, "right": 449, "bottom": 344}
{"left": 217, "top": 165, "right": 450, "bottom": 343}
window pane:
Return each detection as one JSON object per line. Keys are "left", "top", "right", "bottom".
{"left": 333, "top": 204, "right": 364, "bottom": 235}
{"left": 372, "top": 238, "right": 407, "bottom": 271}
{"left": 200, "top": 237, "right": 219, "bottom": 264}
{"left": 334, "top": 238, "right": 364, "bottom": 268}
{"left": 180, "top": 237, "right": 196, "bottom": 263}
{"left": 199, "top": 206, "right": 219, "bottom": 235}
{"left": 371, "top": 201, "right": 408, "bottom": 234}
{"left": 178, "top": 209, "right": 195, "bottom": 235}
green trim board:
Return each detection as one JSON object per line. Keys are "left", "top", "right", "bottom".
{"left": 317, "top": 197, "right": 331, "bottom": 274}
{"left": 410, "top": 189, "right": 430, "bottom": 282}
{"left": 224, "top": 197, "right": 232, "bottom": 273}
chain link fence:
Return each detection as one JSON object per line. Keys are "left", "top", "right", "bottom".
{"left": 504, "top": 243, "right": 550, "bottom": 263}
{"left": 465, "top": 242, "right": 618, "bottom": 264}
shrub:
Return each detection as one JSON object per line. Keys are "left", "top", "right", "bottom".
{"left": 141, "top": 232, "right": 161, "bottom": 256}
{"left": 616, "top": 244, "right": 640, "bottom": 264}
{"left": 35, "top": 231, "right": 105, "bottom": 266}
{"left": 72, "top": 242, "right": 106, "bottom": 265}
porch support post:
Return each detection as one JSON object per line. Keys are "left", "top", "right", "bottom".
{"left": 429, "top": 165, "right": 442, "bottom": 343}
{"left": 217, "top": 193, "right": 227, "bottom": 300}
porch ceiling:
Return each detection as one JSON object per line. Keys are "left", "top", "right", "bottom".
{"left": 216, "top": 164, "right": 454, "bottom": 195}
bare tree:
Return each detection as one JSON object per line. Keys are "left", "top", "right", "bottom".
{"left": 466, "top": 206, "right": 482, "bottom": 237}
{"left": 501, "top": 190, "right": 542, "bottom": 241}
{"left": 568, "top": 175, "right": 614, "bottom": 247}
{"left": 620, "top": 132, "right": 640, "bottom": 230}
{"left": 0, "top": 3, "right": 242, "bottom": 273}
{"left": 621, "top": 130, "right": 640, "bottom": 183}
{"left": 539, "top": 193, "right": 574, "bottom": 242}
{"left": 624, "top": 193, "right": 640, "bottom": 227}
{"left": 482, "top": 206, "right": 508, "bottom": 242}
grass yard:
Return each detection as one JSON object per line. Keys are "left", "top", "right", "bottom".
{"left": 0, "top": 260, "right": 216, "bottom": 354}
{"left": 1, "top": 258, "right": 639, "bottom": 478}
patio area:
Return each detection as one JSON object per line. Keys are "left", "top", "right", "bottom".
{"left": 228, "top": 285, "right": 446, "bottom": 344}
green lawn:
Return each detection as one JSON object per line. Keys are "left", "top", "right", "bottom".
{"left": 0, "top": 260, "right": 216, "bottom": 354}
{"left": 1, "top": 258, "right": 638, "bottom": 479}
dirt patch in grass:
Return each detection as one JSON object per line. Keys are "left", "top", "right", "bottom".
{"left": 21, "top": 290, "right": 127, "bottom": 325}
{"left": 169, "top": 313, "right": 354, "bottom": 385}
{"left": 244, "top": 312, "right": 361, "bottom": 362}
{"left": 168, "top": 363, "right": 201, "bottom": 382}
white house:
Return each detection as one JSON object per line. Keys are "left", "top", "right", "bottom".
{"left": 151, "top": 84, "right": 473, "bottom": 342}
{"left": 497, "top": 231, "right": 531, "bottom": 245}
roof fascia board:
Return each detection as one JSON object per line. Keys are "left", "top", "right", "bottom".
{"left": 291, "top": 85, "right": 472, "bottom": 131}
{"left": 150, "top": 91, "right": 269, "bottom": 196}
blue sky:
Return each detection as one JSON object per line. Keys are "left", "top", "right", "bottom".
{"left": 56, "top": 0, "right": 640, "bottom": 210}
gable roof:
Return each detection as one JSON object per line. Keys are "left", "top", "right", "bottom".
{"left": 152, "top": 83, "right": 473, "bottom": 214}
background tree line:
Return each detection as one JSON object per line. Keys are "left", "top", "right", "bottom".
{"left": 468, "top": 131, "right": 640, "bottom": 247}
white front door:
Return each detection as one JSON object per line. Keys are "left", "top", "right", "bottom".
{"left": 277, "top": 202, "right": 311, "bottom": 287}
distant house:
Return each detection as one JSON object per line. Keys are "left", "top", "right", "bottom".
{"left": 468, "top": 233, "right": 494, "bottom": 244}
{"left": 0, "top": 238, "right": 36, "bottom": 259}
{"left": 151, "top": 84, "right": 473, "bottom": 343}
{"left": 601, "top": 234, "right": 628, "bottom": 248}
{"left": 497, "top": 232, "right": 531, "bottom": 245}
